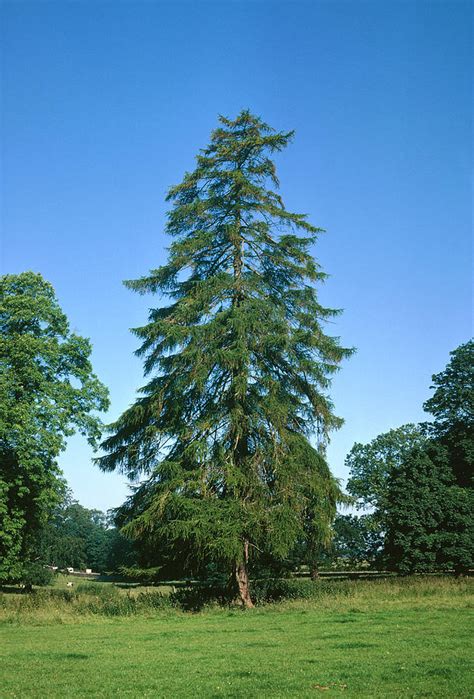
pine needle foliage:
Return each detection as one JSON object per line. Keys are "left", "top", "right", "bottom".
{"left": 98, "top": 111, "right": 353, "bottom": 602}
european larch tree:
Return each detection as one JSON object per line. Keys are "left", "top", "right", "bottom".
{"left": 296, "top": 451, "right": 350, "bottom": 579}
{"left": 98, "top": 111, "right": 352, "bottom": 606}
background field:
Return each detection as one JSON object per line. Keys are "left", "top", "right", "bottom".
{"left": 1, "top": 577, "right": 472, "bottom": 697}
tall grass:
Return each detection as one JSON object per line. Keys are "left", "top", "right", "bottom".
{"left": 0, "top": 582, "right": 173, "bottom": 623}
{"left": 1, "top": 575, "right": 472, "bottom": 623}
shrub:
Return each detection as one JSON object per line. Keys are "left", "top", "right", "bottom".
{"left": 22, "top": 564, "right": 55, "bottom": 588}
{"left": 170, "top": 582, "right": 231, "bottom": 611}
{"left": 250, "top": 578, "right": 314, "bottom": 603}
{"left": 118, "top": 566, "right": 164, "bottom": 585}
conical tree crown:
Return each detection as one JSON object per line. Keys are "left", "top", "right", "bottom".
{"left": 99, "top": 110, "right": 352, "bottom": 566}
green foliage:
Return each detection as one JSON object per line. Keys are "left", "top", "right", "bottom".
{"left": 346, "top": 341, "right": 473, "bottom": 574}
{"left": 21, "top": 563, "right": 55, "bottom": 588}
{"left": 344, "top": 424, "right": 426, "bottom": 566}
{"left": 346, "top": 423, "right": 426, "bottom": 514}
{"left": 384, "top": 443, "right": 474, "bottom": 574}
{"left": 167, "top": 577, "right": 331, "bottom": 610}
{"left": 118, "top": 566, "right": 165, "bottom": 585}
{"left": 0, "top": 272, "right": 109, "bottom": 582}
{"left": 39, "top": 492, "right": 133, "bottom": 573}
{"left": 423, "top": 339, "right": 473, "bottom": 487}
{"left": 330, "top": 514, "right": 382, "bottom": 567}
{"left": 98, "top": 111, "right": 352, "bottom": 595}
{"left": 383, "top": 342, "right": 474, "bottom": 575}
{"left": 170, "top": 582, "right": 232, "bottom": 611}
{"left": 103, "top": 527, "right": 137, "bottom": 572}
{"left": 436, "top": 484, "right": 474, "bottom": 574}
{"left": 288, "top": 453, "right": 350, "bottom": 574}
{"left": 2, "top": 583, "right": 172, "bottom": 616}
{"left": 424, "top": 340, "right": 473, "bottom": 437}
{"left": 250, "top": 577, "right": 324, "bottom": 604}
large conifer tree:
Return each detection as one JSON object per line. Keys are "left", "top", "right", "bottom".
{"left": 99, "top": 111, "right": 352, "bottom": 606}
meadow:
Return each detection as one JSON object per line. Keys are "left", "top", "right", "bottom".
{"left": 1, "top": 576, "right": 472, "bottom": 697}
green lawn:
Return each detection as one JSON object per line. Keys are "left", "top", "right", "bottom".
{"left": 1, "top": 578, "right": 472, "bottom": 697}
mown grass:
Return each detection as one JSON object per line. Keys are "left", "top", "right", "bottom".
{"left": 1, "top": 577, "right": 472, "bottom": 697}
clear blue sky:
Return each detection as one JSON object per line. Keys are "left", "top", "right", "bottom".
{"left": 1, "top": 1, "right": 472, "bottom": 512}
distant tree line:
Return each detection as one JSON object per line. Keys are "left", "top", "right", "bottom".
{"left": 38, "top": 488, "right": 135, "bottom": 574}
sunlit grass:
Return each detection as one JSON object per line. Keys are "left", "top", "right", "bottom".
{"left": 1, "top": 576, "right": 472, "bottom": 697}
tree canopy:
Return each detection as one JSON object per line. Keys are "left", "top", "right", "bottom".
{"left": 423, "top": 340, "right": 473, "bottom": 487}
{"left": 384, "top": 442, "right": 473, "bottom": 574}
{"left": 39, "top": 490, "right": 134, "bottom": 573}
{"left": 345, "top": 340, "right": 473, "bottom": 574}
{"left": 98, "top": 110, "right": 352, "bottom": 605}
{"left": 346, "top": 424, "right": 426, "bottom": 516}
{"left": 0, "top": 272, "right": 109, "bottom": 582}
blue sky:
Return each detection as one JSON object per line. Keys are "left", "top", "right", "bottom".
{"left": 2, "top": 1, "right": 472, "bottom": 512}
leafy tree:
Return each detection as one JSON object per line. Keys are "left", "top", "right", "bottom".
{"left": 112, "top": 492, "right": 202, "bottom": 580}
{"left": 423, "top": 340, "right": 473, "bottom": 487}
{"left": 346, "top": 342, "right": 473, "bottom": 574}
{"left": 330, "top": 514, "right": 382, "bottom": 568}
{"left": 0, "top": 272, "right": 109, "bottom": 583}
{"left": 40, "top": 492, "right": 132, "bottom": 573}
{"left": 98, "top": 110, "right": 352, "bottom": 606}
{"left": 384, "top": 443, "right": 474, "bottom": 574}
{"left": 21, "top": 562, "right": 54, "bottom": 589}
{"left": 345, "top": 424, "right": 427, "bottom": 531}
{"left": 103, "top": 527, "right": 137, "bottom": 572}
{"left": 382, "top": 339, "right": 474, "bottom": 575}
{"left": 436, "top": 483, "right": 474, "bottom": 575}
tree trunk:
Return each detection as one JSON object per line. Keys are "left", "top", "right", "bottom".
{"left": 230, "top": 190, "right": 253, "bottom": 609}
{"left": 235, "top": 540, "right": 254, "bottom": 608}
{"left": 310, "top": 563, "right": 320, "bottom": 580}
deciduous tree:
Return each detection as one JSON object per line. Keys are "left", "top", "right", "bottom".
{"left": 0, "top": 272, "right": 109, "bottom": 582}
{"left": 330, "top": 514, "right": 382, "bottom": 568}
{"left": 40, "top": 491, "right": 133, "bottom": 573}
{"left": 423, "top": 340, "right": 473, "bottom": 487}
{"left": 346, "top": 342, "right": 473, "bottom": 574}
{"left": 345, "top": 424, "right": 426, "bottom": 531}
{"left": 384, "top": 442, "right": 473, "bottom": 574}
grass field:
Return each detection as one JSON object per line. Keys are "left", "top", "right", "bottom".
{"left": 1, "top": 577, "right": 472, "bottom": 697}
